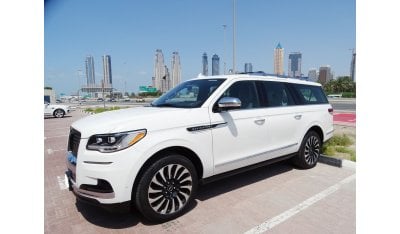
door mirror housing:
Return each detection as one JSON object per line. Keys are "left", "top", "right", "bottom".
{"left": 217, "top": 97, "right": 241, "bottom": 111}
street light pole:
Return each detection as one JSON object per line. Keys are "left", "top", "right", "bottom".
{"left": 232, "top": 0, "right": 236, "bottom": 74}
{"left": 77, "top": 70, "right": 82, "bottom": 104}
{"left": 223, "top": 24, "right": 227, "bottom": 75}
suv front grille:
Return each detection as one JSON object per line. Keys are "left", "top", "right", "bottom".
{"left": 68, "top": 128, "right": 81, "bottom": 157}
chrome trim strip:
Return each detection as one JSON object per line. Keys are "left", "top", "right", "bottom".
{"left": 327, "top": 129, "right": 334, "bottom": 135}
{"left": 83, "top": 161, "right": 113, "bottom": 165}
{"left": 187, "top": 122, "right": 227, "bottom": 132}
{"left": 215, "top": 143, "right": 298, "bottom": 168}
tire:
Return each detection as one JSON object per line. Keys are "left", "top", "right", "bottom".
{"left": 292, "top": 131, "right": 321, "bottom": 169}
{"left": 54, "top": 109, "right": 65, "bottom": 118}
{"left": 134, "top": 154, "right": 198, "bottom": 222}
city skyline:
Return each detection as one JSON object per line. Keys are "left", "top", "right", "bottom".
{"left": 274, "top": 43, "right": 284, "bottom": 76}
{"left": 45, "top": 0, "right": 355, "bottom": 95}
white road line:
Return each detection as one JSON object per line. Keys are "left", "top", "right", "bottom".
{"left": 57, "top": 175, "right": 68, "bottom": 190}
{"left": 47, "top": 149, "right": 66, "bottom": 155}
{"left": 244, "top": 174, "right": 356, "bottom": 234}
{"left": 44, "top": 134, "right": 69, "bottom": 139}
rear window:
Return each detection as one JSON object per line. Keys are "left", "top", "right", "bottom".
{"left": 291, "top": 84, "right": 328, "bottom": 104}
{"left": 258, "top": 81, "right": 295, "bottom": 107}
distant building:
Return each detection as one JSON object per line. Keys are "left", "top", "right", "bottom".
{"left": 102, "top": 55, "right": 112, "bottom": 86}
{"left": 171, "top": 52, "right": 181, "bottom": 88}
{"left": 212, "top": 54, "right": 220, "bottom": 75}
{"left": 161, "top": 65, "right": 170, "bottom": 93}
{"left": 85, "top": 55, "right": 96, "bottom": 86}
{"left": 288, "top": 52, "right": 302, "bottom": 78}
{"left": 350, "top": 51, "right": 356, "bottom": 82}
{"left": 244, "top": 63, "right": 253, "bottom": 73}
{"left": 308, "top": 68, "right": 318, "bottom": 82}
{"left": 274, "top": 43, "right": 284, "bottom": 76}
{"left": 154, "top": 49, "right": 170, "bottom": 92}
{"left": 318, "top": 65, "right": 333, "bottom": 85}
{"left": 202, "top": 52, "right": 208, "bottom": 76}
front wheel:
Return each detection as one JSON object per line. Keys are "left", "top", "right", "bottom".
{"left": 53, "top": 109, "right": 65, "bottom": 118}
{"left": 134, "top": 154, "right": 198, "bottom": 222}
{"left": 292, "top": 131, "right": 321, "bottom": 169}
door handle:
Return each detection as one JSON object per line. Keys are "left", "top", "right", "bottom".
{"left": 254, "top": 119, "right": 266, "bottom": 125}
{"left": 294, "top": 114, "right": 302, "bottom": 120}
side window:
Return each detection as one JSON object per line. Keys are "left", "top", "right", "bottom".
{"left": 259, "top": 81, "right": 295, "bottom": 107}
{"left": 220, "top": 81, "right": 260, "bottom": 109}
{"left": 292, "top": 84, "right": 328, "bottom": 104}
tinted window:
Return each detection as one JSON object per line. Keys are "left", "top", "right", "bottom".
{"left": 258, "top": 81, "right": 295, "bottom": 107}
{"left": 220, "top": 81, "right": 260, "bottom": 109}
{"left": 291, "top": 84, "right": 328, "bottom": 104}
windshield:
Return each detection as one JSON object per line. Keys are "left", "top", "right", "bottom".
{"left": 151, "top": 78, "right": 226, "bottom": 108}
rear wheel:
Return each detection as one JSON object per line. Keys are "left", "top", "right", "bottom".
{"left": 54, "top": 109, "right": 65, "bottom": 118}
{"left": 134, "top": 154, "right": 198, "bottom": 222}
{"left": 292, "top": 131, "right": 321, "bottom": 169}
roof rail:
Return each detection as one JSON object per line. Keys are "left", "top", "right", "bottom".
{"left": 239, "top": 71, "right": 289, "bottom": 78}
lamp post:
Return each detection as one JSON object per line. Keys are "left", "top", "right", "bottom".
{"left": 77, "top": 69, "right": 82, "bottom": 104}
{"left": 223, "top": 24, "right": 227, "bottom": 75}
{"left": 232, "top": 0, "right": 236, "bottom": 74}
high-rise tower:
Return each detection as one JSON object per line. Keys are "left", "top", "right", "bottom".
{"left": 318, "top": 65, "right": 333, "bottom": 85}
{"left": 171, "top": 52, "right": 181, "bottom": 88}
{"left": 212, "top": 54, "right": 220, "bottom": 76}
{"left": 288, "top": 52, "right": 302, "bottom": 78}
{"left": 244, "top": 63, "right": 253, "bottom": 73}
{"left": 102, "top": 55, "right": 112, "bottom": 87}
{"left": 202, "top": 53, "right": 208, "bottom": 76}
{"left": 274, "top": 43, "right": 284, "bottom": 76}
{"left": 85, "top": 55, "right": 96, "bottom": 86}
{"left": 154, "top": 49, "right": 166, "bottom": 92}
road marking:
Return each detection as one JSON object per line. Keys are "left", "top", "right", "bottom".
{"left": 244, "top": 174, "right": 356, "bottom": 234}
{"left": 44, "top": 134, "right": 69, "bottom": 139}
{"left": 47, "top": 149, "right": 66, "bottom": 155}
{"left": 57, "top": 175, "right": 68, "bottom": 190}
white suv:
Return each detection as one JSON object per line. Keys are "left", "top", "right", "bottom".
{"left": 66, "top": 74, "right": 333, "bottom": 221}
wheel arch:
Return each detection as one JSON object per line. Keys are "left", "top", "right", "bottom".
{"left": 131, "top": 146, "right": 204, "bottom": 198}
{"left": 306, "top": 125, "right": 324, "bottom": 142}
{"left": 53, "top": 108, "right": 65, "bottom": 117}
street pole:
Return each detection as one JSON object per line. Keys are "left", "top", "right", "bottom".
{"left": 223, "top": 24, "right": 227, "bottom": 75}
{"left": 102, "top": 80, "right": 105, "bottom": 109}
{"left": 232, "top": 0, "right": 236, "bottom": 74}
{"left": 77, "top": 70, "right": 82, "bottom": 104}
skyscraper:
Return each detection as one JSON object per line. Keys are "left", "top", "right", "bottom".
{"left": 85, "top": 55, "right": 95, "bottom": 86}
{"left": 244, "top": 63, "right": 253, "bottom": 73}
{"left": 154, "top": 49, "right": 166, "bottom": 92}
{"left": 288, "top": 52, "right": 302, "bottom": 78}
{"left": 274, "top": 43, "right": 284, "bottom": 76}
{"left": 171, "top": 52, "right": 181, "bottom": 88}
{"left": 308, "top": 68, "right": 318, "bottom": 82}
{"left": 350, "top": 51, "right": 356, "bottom": 82}
{"left": 102, "top": 55, "right": 112, "bottom": 87}
{"left": 161, "top": 65, "right": 170, "bottom": 93}
{"left": 212, "top": 54, "right": 220, "bottom": 75}
{"left": 202, "top": 53, "right": 208, "bottom": 76}
{"left": 318, "top": 65, "right": 333, "bottom": 85}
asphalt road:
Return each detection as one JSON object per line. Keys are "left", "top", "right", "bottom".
{"left": 328, "top": 98, "right": 356, "bottom": 112}
{"left": 44, "top": 110, "right": 356, "bottom": 233}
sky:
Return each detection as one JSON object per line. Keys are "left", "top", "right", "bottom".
{"left": 44, "top": 0, "right": 355, "bottom": 96}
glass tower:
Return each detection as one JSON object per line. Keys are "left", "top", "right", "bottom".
{"left": 85, "top": 55, "right": 96, "bottom": 86}
{"left": 245, "top": 63, "right": 253, "bottom": 73}
{"left": 288, "top": 52, "right": 302, "bottom": 78}
{"left": 102, "top": 55, "right": 112, "bottom": 87}
{"left": 171, "top": 52, "right": 181, "bottom": 88}
{"left": 202, "top": 53, "right": 208, "bottom": 76}
{"left": 212, "top": 54, "right": 220, "bottom": 75}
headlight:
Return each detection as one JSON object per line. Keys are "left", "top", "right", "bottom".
{"left": 86, "top": 129, "right": 146, "bottom": 153}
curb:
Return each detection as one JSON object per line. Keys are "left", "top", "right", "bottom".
{"left": 319, "top": 155, "right": 342, "bottom": 167}
{"left": 319, "top": 155, "right": 356, "bottom": 169}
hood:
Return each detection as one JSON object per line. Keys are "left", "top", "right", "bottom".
{"left": 71, "top": 106, "right": 209, "bottom": 138}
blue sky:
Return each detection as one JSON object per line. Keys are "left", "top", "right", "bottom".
{"left": 44, "top": 0, "right": 355, "bottom": 95}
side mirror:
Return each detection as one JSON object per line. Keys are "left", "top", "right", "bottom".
{"left": 217, "top": 97, "right": 241, "bottom": 111}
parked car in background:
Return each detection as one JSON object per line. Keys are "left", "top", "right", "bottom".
{"left": 135, "top": 98, "right": 145, "bottom": 102}
{"left": 44, "top": 102, "right": 71, "bottom": 118}
{"left": 97, "top": 98, "right": 104, "bottom": 102}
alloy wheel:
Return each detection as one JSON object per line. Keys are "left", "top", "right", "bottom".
{"left": 304, "top": 135, "right": 320, "bottom": 165}
{"left": 147, "top": 164, "right": 193, "bottom": 215}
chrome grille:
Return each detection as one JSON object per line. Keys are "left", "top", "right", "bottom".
{"left": 68, "top": 128, "right": 81, "bottom": 157}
